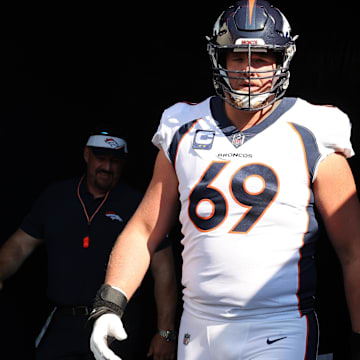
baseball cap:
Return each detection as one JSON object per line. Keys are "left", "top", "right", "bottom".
{"left": 86, "top": 130, "right": 128, "bottom": 158}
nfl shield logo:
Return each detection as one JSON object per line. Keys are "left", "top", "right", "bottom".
{"left": 183, "top": 333, "right": 191, "bottom": 345}
{"left": 232, "top": 132, "right": 245, "bottom": 148}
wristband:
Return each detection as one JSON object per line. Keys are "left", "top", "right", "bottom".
{"left": 88, "top": 284, "right": 128, "bottom": 323}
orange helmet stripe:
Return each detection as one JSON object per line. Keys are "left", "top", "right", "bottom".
{"left": 248, "top": 0, "right": 256, "bottom": 25}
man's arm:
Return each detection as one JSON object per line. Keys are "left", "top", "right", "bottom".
{"left": 0, "top": 229, "right": 43, "bottom": 290}
{"left": 90, "top": 149, "right": 180, "bottom": 360}
{"left": 105, "top": 149, "right": 179, "bottom": 299}
{"left": 151, "top": 246, "right": 178, "bottom": 333}
{"left": 147, "top": 246, "right": 178, "bottom": 359}
{"left": 314, "top": 152, "right": 360, "bottom": 334}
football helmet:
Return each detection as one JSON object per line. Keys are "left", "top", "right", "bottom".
{"left": 207, "top": 0, "right": 297, "bottom": 111}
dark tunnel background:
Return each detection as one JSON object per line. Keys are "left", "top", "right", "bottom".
{"left": 2, "top": 1, "right": 359, "bottom": 358}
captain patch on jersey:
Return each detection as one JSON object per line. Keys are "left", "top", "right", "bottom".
{"left": 193, "top": 130, "right": 215, "bottom": 150}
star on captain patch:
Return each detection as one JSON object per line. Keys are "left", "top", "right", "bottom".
{"left": 231, "top": 132, "right": 245, "bottom": 148}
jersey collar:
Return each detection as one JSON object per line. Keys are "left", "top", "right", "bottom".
{"left": 210, "top": 96, "right": 297, "bottom": 146}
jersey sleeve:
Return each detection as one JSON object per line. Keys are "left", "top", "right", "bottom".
{"left": 318, "top": 106, "right": 354, "bottom": 159}
{"left": 151, "top": 102, "right": 186, "bottom": 161}
{"left": 152, "top": 100, "right": 210, "bottom": 162}
{"left": 309, "top": 104, "right": 355, "bottom": 181}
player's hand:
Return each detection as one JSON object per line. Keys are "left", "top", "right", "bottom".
{"left": 146, "top": 333, "right": 176, "bottom": 360}
{"left": 90, "top": 313, "right": 127, "bottom": 360}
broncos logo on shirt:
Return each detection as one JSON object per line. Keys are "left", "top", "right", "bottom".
{"left": 105, "top": 211, "right": 123, "bottom": 222}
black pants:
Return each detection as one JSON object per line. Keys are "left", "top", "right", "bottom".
{"left": 36, "top": 301, "right": 144, "bottom": 360}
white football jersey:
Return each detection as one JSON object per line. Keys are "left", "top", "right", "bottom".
{"left": 152, "top": 96, "right": 354, "bottom": 321}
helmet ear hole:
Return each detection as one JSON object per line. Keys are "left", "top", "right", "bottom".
{"left": 217, "top": 49, "right": 230, "bottom": 68}
{"left": 273, "top": 52, "right": 284, "bottom": 67}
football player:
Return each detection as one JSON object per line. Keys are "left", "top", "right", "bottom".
{"left": 89, "top": 1, "right": 360, "bottom": 359}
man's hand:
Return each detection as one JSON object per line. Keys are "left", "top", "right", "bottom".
{"left": 146, "top": 333, "right": 176, "bottom": 360}
{"left": 90, "top": 313, "right": 127, "bottom": 360}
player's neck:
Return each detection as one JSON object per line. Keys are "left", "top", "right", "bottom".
{"left": 225, "top": 100, "right": 280, "bottom": 131}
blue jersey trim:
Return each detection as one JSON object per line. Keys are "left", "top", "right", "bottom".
{"left": 289, "top": 122, "right": 322, "bottom": 315}
{"left": 168, "top": 119, "right": 199, "bottom": 165}
{"left": 289, "top": 123, "right": 322, "bottom": 182}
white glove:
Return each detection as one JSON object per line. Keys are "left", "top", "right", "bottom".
{"left": 90, "top": 313, "right": 128, "bottom": 360}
